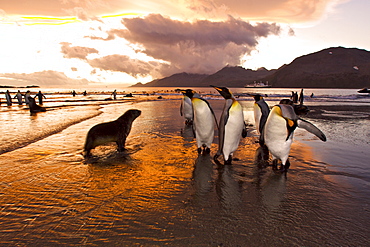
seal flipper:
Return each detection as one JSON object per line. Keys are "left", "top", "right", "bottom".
{"left": 297, "top": 118, "right": 326, "bottom": 141}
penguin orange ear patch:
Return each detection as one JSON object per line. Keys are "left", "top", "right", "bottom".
{"left": 287, "top": 119, "right": 295, "bottom": 127}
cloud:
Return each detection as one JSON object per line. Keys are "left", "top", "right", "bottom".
{"left": 88, "top": 54, "right": 164, "bottom": 77}
{"left": 0, "top": 71, "right": 89, "bottom": 86}
{"left": 188, "top": 0, "right": 350, "bottom": 23}
{"left": 100, "top": 14, "right": 280, "bottom": 76}
{"left": 0, "top": 9, "right": 8, "bottom": 21}
{"left": 60, "top": 42, "right": 99, "bottom": 60}
{"left": 0, "top": 0, "right": 348, "bottom": 24}
{"left": 0, "top": 0, "right": 109, "bottom": 17}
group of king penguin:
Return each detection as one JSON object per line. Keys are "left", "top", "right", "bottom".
{"left": 179, "top": 86, "right": 326, "bottom": 172}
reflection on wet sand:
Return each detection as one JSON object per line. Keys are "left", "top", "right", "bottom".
{"left": 180, "top": 124, "right": 194, "bottom": 148}
{"left": 192, "top": 154, "right": 215, "bottom": 206}
{"left": 215, "top": 165, "right": 243, "bottom": 213}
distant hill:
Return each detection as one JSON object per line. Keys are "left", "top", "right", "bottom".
{"left": 198, "top": 66, "right": 274, "bottom": 87}
{"left": 263, "top": 47, "right": 370, "bottom": 88}
{"left": 131, "top": 72, "right": 208, "bottom": 87}
{"left": 131, "top": 46, "right": 370, "bottom": 88}
{"left": 130, "top": 66, "right": 275, "bottom": 88}
{"left": 0, "top": 85, "right": 40, "bottom": 88}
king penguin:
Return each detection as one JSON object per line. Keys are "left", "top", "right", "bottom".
{"left": 179, "top": 89, "right": 198, "bottom": 125}
{"left": 251, "top": 94, "right": 270, "bottom": 145}
{"left": 263, "top": 104, "right": 326, "bottom": 171}
{"left": 182, "top": 89, "right": 217, "bottom": 154}
{"left": 212, "top": 86, "right": 247, "bottom": 164}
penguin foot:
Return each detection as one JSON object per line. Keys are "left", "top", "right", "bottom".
{"left": 204, "top": 147, "right": 210, "bottom": 154}
{"left": 272, "top": 159, "right": 279, "bottom": 170}
{"left": 213, "top": 154, "right": 220, "bottom": 162}
{"left": 258, "top": 139, "right": 265, "bottom": 146}
{"left": 224, "top": 158, "right": 232, "bottom": 165}
{"left": 281, "top": 159, "right": 291, "bottom": 172}
{"left": 280, "top": 166, "right": 289, "bottom": 173}
{"left": 83, "top": 150, "right": 91, "bottom": 159}
{"left": 197, "top": 148, "right": 202, "bottom": 154}
{"left": 185, "top": 120, "right": 193, "bottom": 125}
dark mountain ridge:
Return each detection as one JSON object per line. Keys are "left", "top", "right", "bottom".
{"left": 262, "top": 47, "right": 370, "bottom": 88}
{"left": 131, "top": 47, "right": 370, "bottom": 88}
{"left": 131, "top": 66, "right": 275, "bottom": 88}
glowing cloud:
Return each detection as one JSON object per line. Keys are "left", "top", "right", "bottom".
{"left": 0, "top": 71, "right": 89, "bottom": 86}
{"left": 60, "top": 42, "right": 99, "bottom": 60}
{"left": 95, "top": 14, "right": 280, "bottom": 76}
{"left": 88, "top": 54, "right": 163, "bottom": 77}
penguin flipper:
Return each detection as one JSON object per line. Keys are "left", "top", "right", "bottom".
{"left": 203, "top": 98, "right": 219, "bottom": 128}
{"left": 257, "top": 100, "right": 270, "bottom": 117}
{"left": 217, "top": 101, "right": 230, "bottom": 156}
{"left": 258, "top": 100, "right": 270, "bottom": 133}
{"left": 297, "top": 118, "right": 327, "bottom": 142}
{"left": 180, "top": 100, "right": 183, "bottom": 116}
{"left": 242, "top": 123, "right": 248, "bottom": 138}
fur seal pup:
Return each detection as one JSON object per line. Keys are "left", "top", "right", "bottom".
{"left": 83, "top": 109, "right": 141, "bottom": 157}
{"left": 28, "top": 96, "right": 46, "bottom": 113}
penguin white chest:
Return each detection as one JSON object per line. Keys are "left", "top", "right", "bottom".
{"left": 192, "top": 98, "right": 215, "bottom": 148}
{"left": 264, "top": 111, "right": 293, "bottom": 162}
{"left": 182, "top": 96, "right": 193, "bottom": 120}
{"left": 253, "top": 103, "right": 262, "bottom": 134}
{"left": 223, "top": 103, "right": 244, "bottom": 156}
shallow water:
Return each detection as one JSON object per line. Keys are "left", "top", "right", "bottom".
{"left": 0, "top": 89, "right": 369, "bottom": 246}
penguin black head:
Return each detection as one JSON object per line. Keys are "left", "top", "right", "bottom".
{"left": 279, "top": 99, "right": 294, "bottom": 105}
{"left": 247, "top": 93, "right": 263, "bottom": 102}
{"left": 211, "top": 85, "right": 233, "bottom": 99}
{"left": 253, "top": 94, "right": 263, "bottom": 102}
{"left": 180, "top": 89, "right": 196, "bottom": 99}
{"left": 280, "top": 98, "right": 310, "bottom": 115}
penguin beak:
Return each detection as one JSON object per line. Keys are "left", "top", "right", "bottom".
{"left": 211, "top": 85, "right": 222, "bottom": 92}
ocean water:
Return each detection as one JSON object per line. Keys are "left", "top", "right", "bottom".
{"left": 1, "top": 87, "right": 369, "bottom": 154}
{"left": 0, "top": 87, "right": 369, "bottom": 246}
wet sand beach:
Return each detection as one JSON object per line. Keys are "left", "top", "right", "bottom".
{"left": 0, "top": 91, "right": 369, "bottom": 246}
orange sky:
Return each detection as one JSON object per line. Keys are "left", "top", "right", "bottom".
{"left": 0, "top": 0, "right": 368, "bottom": 86}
